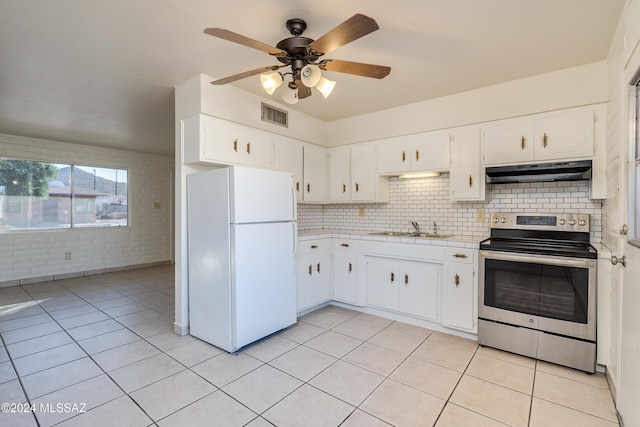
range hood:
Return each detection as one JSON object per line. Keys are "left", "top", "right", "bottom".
{"left": 486, "top": 160, "right": 592, "bottom": 184}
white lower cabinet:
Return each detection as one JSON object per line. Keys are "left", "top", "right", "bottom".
{"left": 365, "top": 256, "right": 439, "bottom": 320}
{"left": 332, "top": 240, "right": 361, "bottom": 305}
{"left": 442, "top": 248, "right": 477, "bottom": 333}
{"left": 296, "top": 240, "right": 332, "bottom": 313}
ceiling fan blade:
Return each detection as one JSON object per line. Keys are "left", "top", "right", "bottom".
{"left": 308, "top": 14, "right": 379, "bottom": 55}
{"left": 204, "top": 28, "right": 285, "bottom": 56}
{"left": 211, "top": 65, "right": 284, "bottom": 85}
{"left": 320, "top": 59, "right": 391, "bottom": 79}
{"left": 296, "top": 80, "right": 312, "bottom": 99}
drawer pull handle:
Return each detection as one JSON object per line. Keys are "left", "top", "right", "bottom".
{"left": 455, "top": 274, "right": 460, "bottom": 287}
{"left": 340, "top": 243, "right": 349, "bottom": 247}
{"left": 311, "top": 245, "right": 318, "bottom": 249}
{"left": 453, "top": 253, "right": 468, "bottom": 259}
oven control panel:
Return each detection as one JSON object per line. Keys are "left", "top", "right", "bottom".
{"left": 490, "top": 212, "right": 590, "bottom": 231}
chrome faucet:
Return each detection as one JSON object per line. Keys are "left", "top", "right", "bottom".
{"left": 411, "top": 221, "right": 420, "bottom": 233}
{"left": 433, "top": 221, "right": 438, "bottom": 235}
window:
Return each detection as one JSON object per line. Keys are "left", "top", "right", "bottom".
{"left": 630, "top": 80, "right": 640, "bottom": 247}
{"left": 0, "top": 160, "right": 128, "bottom": 230}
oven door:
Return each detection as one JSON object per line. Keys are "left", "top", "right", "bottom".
{"left": 479, "top": 250, "right": 596, "bottom": 341}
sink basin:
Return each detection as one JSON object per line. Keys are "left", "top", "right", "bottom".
{"left": 369, "top": 231, "right": 410, "bottom": 236}
{"left": 369, "top": 231, "right": 451, "bottom": 239}
{"left": 408, "top": 233, "right": 451, "bottom": 239}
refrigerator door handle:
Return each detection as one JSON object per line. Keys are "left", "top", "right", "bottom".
{"left": 292, "top": 222, "right": 298, "bottom": 257}
{"left": 291, "top": 183, "right": 297, "bottom": 221}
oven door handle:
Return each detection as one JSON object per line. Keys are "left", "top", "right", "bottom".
{"left": 480, "top": 250, "right": 596, "bottom": 268}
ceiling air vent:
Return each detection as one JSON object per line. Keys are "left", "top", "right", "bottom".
{"left": 261, "top": 102, "right": 288, "bottom": 128}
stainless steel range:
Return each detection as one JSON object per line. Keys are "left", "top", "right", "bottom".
{"left": 478, "top": 212, "right": 597, "bottom": 373}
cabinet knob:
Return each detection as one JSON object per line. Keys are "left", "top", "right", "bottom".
{"left": 296, "top": 181, "right": 300, "bottom": 191}
{"left": 415, "top": 150, "right": 420, "bottom": 161}
{"left": 520, "top": 136, "right": 526, "bottom": 150}
{"left": 542, "top": 133, "right": 548, "bottom": 148}
{"left": 348, "top": 262, "right": 352, "bottom": 273}
{"left": 317, "top": 263, "right": 320, "bottom": 273}
{"left": 246, "top": 142, "right": 251, "bottom": 154}
{"left": 468, "top": 175, "right": 473, "bottom": 187}
{"left": 233, "top": 139, "right": 238, "bottom": 152}
{"left": 307, "top": 183, "right": 311, "bottom": 193}
{"left": 402, "top": 151, "right": 406, "bottom": 162}
{"left": 355, "top": 183, "right": 359, "bottom": 192}
{"left": 342, "top": 183, "right": 346, "bottom": 193}
{"left": 390, "top": 272, "right": 395, "bottom": 283}
{"left": 404, "top": 274, "right": 409, "bottom": 286}
{"left": 455, "top": 274, "right": 460, "bottom": 287}
{"left": 308, "top": 265, "right": 312, "bottom": 275}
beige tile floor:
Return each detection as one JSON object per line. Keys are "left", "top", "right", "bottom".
{"left": 0, "top": 266, "right": 619, "bottom": 427}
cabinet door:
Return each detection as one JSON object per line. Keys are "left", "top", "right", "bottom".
{"left": 534, "top": 111, "right": 594, "bottom": 161}
{"left": 412, "top": 129, "right": 451, "bottom": 172}
{"left": 296, "top": 253, "right": 316, "bottom": 312}
{"left": 274, "top": 138, "right": 304, "bottom": 201}
{"left": 313, "top": 252, "right": 332, "bottom": 305}
{"left": 303, "top": 144, "right": 326, "bottom": 202}
{"left": 328, "top": 147, "right": 351, "bottom": 202}
{"left": 450, "top": 127, "right": 485, "bottom": 201}
{"left": 482, "top": 119, "right": 534, "bottom": 165}
{"left": 445, "top": 262, "right": 475, "bottom": 331}
{"left": 366, "top": 257, "right": 399, "bottom": 311}
{"left": 398, "top": 261, "right": 439, "bottom": 320}
{"left": 377, "top": 137, "right": 411, "bottom": 174}
{"left": 333, "top": 250, "right": 358, "bottom": 304}
{"left": 241, "top": 127, "right": 273, "bottom": 168}
{"left": 351, "top": 144, "right": 378, "bottom": 201}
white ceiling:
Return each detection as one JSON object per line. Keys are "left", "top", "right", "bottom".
{"left": 0, "top": 0, "right": 624, "bottom": 156}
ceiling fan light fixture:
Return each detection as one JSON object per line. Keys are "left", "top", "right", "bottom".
{"left": 281, "top": 84, "right": 299, "bottom": 104}
{"left": 316, "top": 77, "right": 336, "bottom": 98}
{"left": 260, "top": 72, "right": 283, "bottom": 95}
{"left": 300, "top": 64, "right": 322, "bottom": 87}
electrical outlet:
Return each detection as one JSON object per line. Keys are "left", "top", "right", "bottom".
{"left": 476, "top": 209, "right": 486, "bottom": 222}
{"left": 358, "top": 207, "right": 365, "bottom": 217}
{"left": 64, "top": 252, "right": 72, "bottom": 260}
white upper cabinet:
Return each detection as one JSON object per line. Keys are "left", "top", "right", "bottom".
{"left": 378, "top": 130, "right": 450, "bottom": 175}
{"left": 483, "top": 110, "right": 594, "bottom": 166}
{"left": 328, "top": 147, "right": 351, "bottom": 202}
{"left": 273, "top": 136, "right": 304, "bottom": 201}
{"left": 183, "top": 114, "right": 273, "bottom": 168}
{"left": 450, "top": 126, "right": 486, "bottom": 201}
{"left": 303, "top": 144, "right": 327, "bottom": 203}
{"left": 329, "top": 144, "right": 389, "bottom": 203}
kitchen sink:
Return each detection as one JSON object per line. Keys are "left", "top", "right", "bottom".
{"left": 370, "top": 231, "right": 410, "bottom": 236}
{"left": 369, "top": 231, "right": 451, "bottom": 239}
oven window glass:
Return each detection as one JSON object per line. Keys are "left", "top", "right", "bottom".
{"left": 484, "top": 259, "right": 589, "bottom": 323}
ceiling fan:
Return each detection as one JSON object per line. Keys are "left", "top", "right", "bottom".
{"left": 204, "top": 14, "right": 391, "bottom": 104}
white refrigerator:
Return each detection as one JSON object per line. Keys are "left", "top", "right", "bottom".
{"left": 187, "top": 165, "right": 297, "bottom": 352}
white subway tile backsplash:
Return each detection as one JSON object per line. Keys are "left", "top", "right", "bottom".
{"left": 298, "top": 174, "right": 602, "bottom": 242}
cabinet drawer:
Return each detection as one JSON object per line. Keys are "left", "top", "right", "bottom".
{"left": 332, "top": 239, "right": 358, "bottom": 251}
{"left": 447, "top": 248, "right": 475, "bottom": 264}
{"left": 297, "top": 239, "right": 331, "bottom": 254}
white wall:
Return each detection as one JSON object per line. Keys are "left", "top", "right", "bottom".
{"left": 0, "top": 133, "right": 174, "bottom": 285}
{"left": 327, "top": 61, "right": 608, "bottom": 146}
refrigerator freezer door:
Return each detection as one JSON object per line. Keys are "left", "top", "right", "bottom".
{"left": 232, "top": 222, "right": 297, "bottom": 349}
{"left": 230, "top": 166, "right": 296, "bottom": 224}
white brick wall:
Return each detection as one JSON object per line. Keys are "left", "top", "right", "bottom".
{"left": 299, "top": 174, "right": 602, "bottom": 241}
{"left": 0, "top": 134, "right": 173, "bottom": 284}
